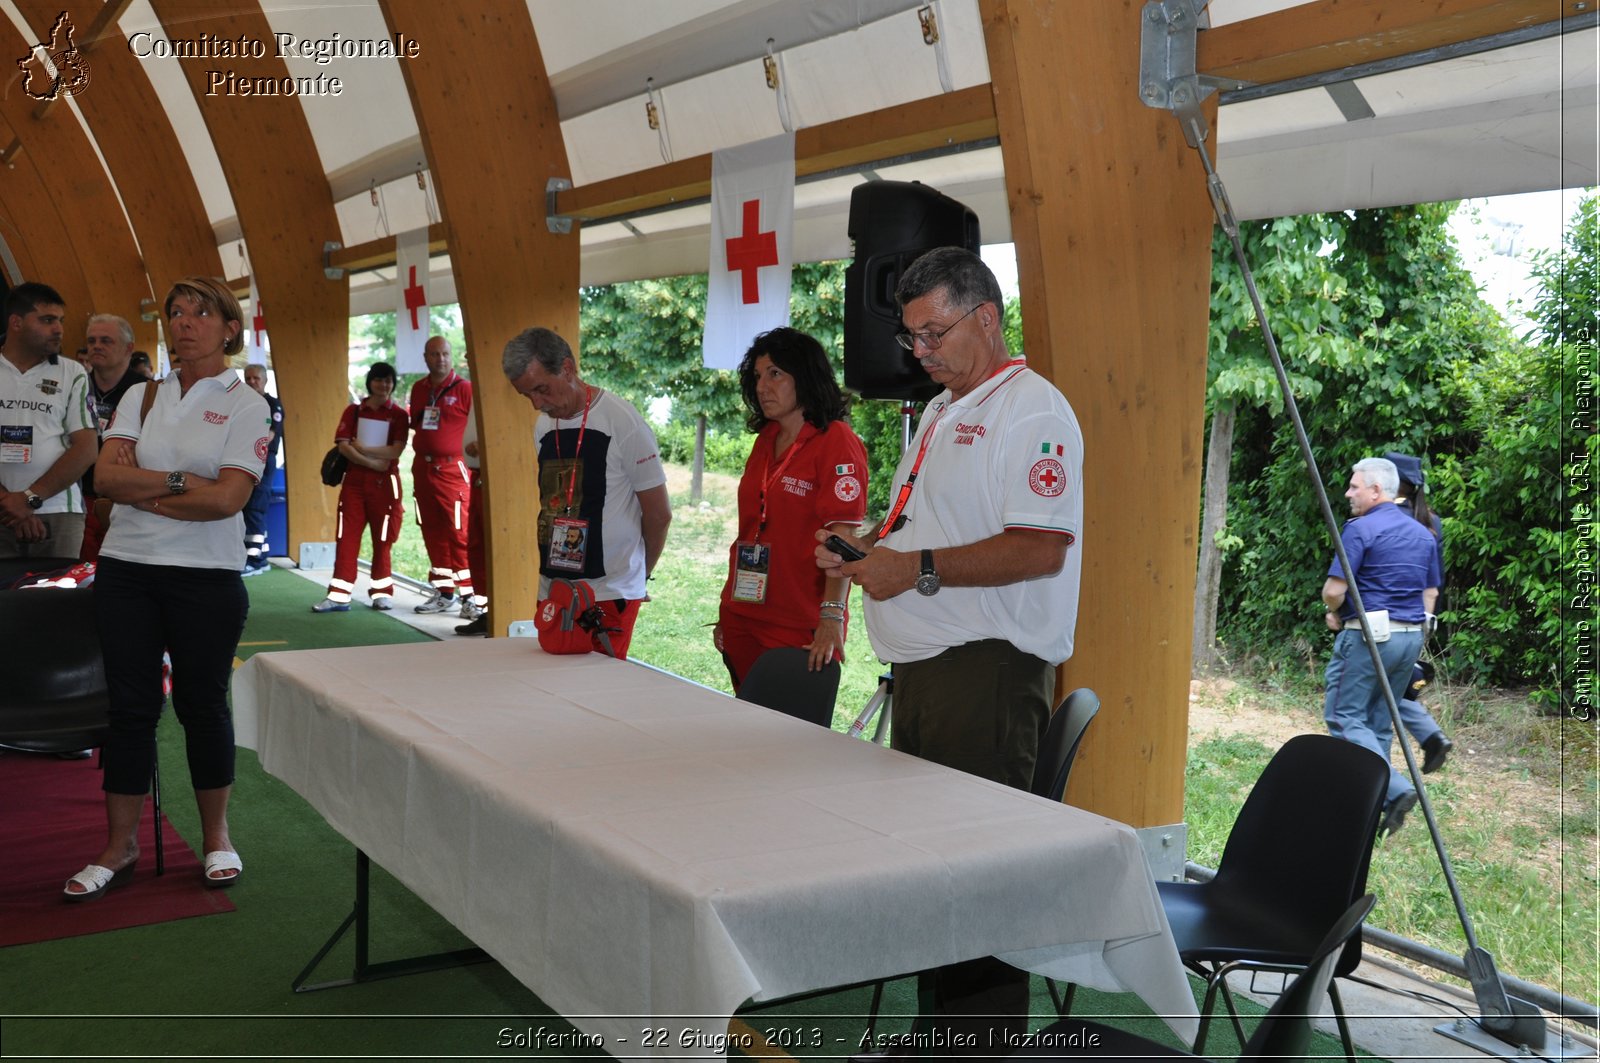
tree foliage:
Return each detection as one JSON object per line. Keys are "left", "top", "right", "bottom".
{"left": 1210, "top": 199, "right": 1590, "bottom": 701}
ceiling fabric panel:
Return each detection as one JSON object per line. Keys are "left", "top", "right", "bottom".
{"left": 17, "top": 0, "right": 1587, "bottom": 295}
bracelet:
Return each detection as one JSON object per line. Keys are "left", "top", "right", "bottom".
{"left": 820, "top": 600, "right": 846, "bottom": 611}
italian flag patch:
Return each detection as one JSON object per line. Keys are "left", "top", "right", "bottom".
{"left": 835, "top": 463, "right": 855, "bottom": 474}
{"left": 1039, "top": 442, "right": 1064, "bottom": 456}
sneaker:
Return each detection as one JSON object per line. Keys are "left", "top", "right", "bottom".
{"left": 414, "top": 592, "right": 457, "bottom": 615}
{"left": 311, "top": 598, "right": 350, "bottom": 613}
{"left": 241, "top": 557, "right": 271, "bottom": 577}
{"left": 455, "top": 614, "right": 488, "bottom": 636}
{"left": 370, "top": 596, "right": 393, "bottom": 612}
{"left": 459, "top": 598, "right": 484, "bottom": 621}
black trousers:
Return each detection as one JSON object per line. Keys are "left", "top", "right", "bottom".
{"left": 94, "top": 555, "right": 249, "bottom": 795}
{"left": 892, "top": 640, "right": 1055, "bottom": 1056}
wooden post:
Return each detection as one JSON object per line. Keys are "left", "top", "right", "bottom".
{"left": 982, "top": 0, "right": 1215, "bottom": 828}
{"left": 377, "top": 2, "right": 577, "bottom": 635}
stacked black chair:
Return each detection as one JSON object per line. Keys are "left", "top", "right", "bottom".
{"left": 0, "top": 560, "right": 164, "bottom": 873}
{"left": 1009, "top": 894, "right": 1378, "bottom": 1059}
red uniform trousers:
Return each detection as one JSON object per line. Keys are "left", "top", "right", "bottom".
{"left": 718, "top": 610, "right": 844, "bottom": 691}
{"left": 412, "top": 454, "right": 473, "bottom": 597}
{"left": 327, "top": 468, "right": 403, "bottom": 604}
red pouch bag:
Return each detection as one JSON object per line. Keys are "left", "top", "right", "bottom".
{"left": 535, "top": 578, "right": 620, "bottom": 658}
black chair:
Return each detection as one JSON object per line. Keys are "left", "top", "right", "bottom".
{"left": 736, "top": 647, "right": 841, "bottom": 728}
{"left": 1031, "top": 687, "right": 1101, "bottom": 801}
{"left": 1030, "top": 688, "right": 1102, "bottom": 1015}
{"left": 0, "top": 570, "right": 164, "bottom": 874}
{"left": 1157, "top": 734, "right": 1388, "bottom": 1061}
{"left": 1009, "top": 894, "right": 1378, "bottom": 1060}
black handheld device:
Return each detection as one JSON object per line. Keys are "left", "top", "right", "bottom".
{"left": 824, "top": 534, "right": 867, "bottom": 562}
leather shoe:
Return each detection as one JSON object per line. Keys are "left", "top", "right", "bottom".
{"left": 1379, "top": 791, "right": 1419, "bottom": 838}
{"left": 1421, "top": 732, "right": 1453, "bottom": 773}
{"left": 455, "top": 614, "right": 487, "bottom": 636}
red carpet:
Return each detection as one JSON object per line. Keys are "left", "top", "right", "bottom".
{"left": 0, "top": 751, "right": 233, "bottom": 948}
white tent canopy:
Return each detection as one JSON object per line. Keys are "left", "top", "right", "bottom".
{"left": 5, "top": 0, "right": 1596, "bottom": 311}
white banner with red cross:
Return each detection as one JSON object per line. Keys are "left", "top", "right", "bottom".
{"left": 702, "top": 131, "right": 795, "bottom": 371}
{"left": 246, "top": 274, "right": 268, "bottom": 365}
{"left": 395, "top": 226, "right": 431, "bottom": 375}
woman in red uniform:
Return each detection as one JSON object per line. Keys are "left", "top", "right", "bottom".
{"left": 313, "top": 362, "right": 409, "bottom": 612}
{"left": 715, "top": 328, "right": 868, "bottom": 699}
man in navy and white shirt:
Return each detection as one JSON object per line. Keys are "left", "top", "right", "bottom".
{"left": 0, "top": 282, "right": 98, "bottom": 558}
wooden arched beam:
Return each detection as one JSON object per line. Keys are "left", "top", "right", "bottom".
{"left": 983, "top": 0, "right": 1214, "bottom": 830}
{"left": 15, "top": 0, "right": 223, "bottom": 351}
{"left": 377, "top": 2, "right": 578, "bottom": 636}
{"left": 149, "top": 0, "right": 349, "bottom": 563}
{"left": 0, "top": 17, "right": 149, "bottom": 352}
{"left": 0, "top": 119, "right": 94, "bottom": 351}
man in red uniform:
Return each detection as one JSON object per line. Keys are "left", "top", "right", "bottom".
{"left": 407, "top": 335, "right": 475, "bottom": 614}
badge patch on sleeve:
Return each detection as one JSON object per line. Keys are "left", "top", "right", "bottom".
{"left": 255, "top": 436, "right": 272, "bottom": 462}
{"left": 834, "top": 475, "right": 861, "bottom": 502}
{"left": 1029, "top": 458, "right": 1066, "bottom": 497}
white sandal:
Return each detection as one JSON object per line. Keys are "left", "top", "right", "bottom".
{"left": 63, "top": 861, "right": 135, "bottom": 903}
{"left": 203, "top": 850, "right": 243, "bottom": 889}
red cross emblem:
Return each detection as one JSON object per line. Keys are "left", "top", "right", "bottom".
{"left": 403, "top": 265, "right": 427, "bottom": 329}
{"left": 252, "top": 300, "right": 266, "bottom": 347}
{"left": 1029, "top": 458, "right": 1066, "bottom": 497}
{"left": 724, "top": 198, "right": 778, "bottom": 305}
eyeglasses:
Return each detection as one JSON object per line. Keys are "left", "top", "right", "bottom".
{"left": 894, "top": 303, "right": 983, "bottom": 351}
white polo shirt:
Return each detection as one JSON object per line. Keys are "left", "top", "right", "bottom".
{"left": 100, "top": 371, "right": 272, "bottom": 570}
{"left": 0, "top": 353, "right": 94, "bottom": 513}
{"left": 864, "top": 362, "right": 1084, "bottom": 666}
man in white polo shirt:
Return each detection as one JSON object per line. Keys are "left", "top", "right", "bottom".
{"left": 0, "top": 282, "right": 98, "bottom": 558}
{"left": 818, "top": 247, "right": 1083, "bottom": 1057}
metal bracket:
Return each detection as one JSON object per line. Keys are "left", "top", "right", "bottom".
{"left": 323, "top": 240, "right": 344, "bottom": 281}
{"left": 1138, "top": 0, "right": 1249, "bottom": 148}
{"left": 546, "top": 176, "right": 574, "bottom": 235}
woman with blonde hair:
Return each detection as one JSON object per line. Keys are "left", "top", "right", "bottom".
{"left": 64, "top": 276, "right": 269, "bottom": 900}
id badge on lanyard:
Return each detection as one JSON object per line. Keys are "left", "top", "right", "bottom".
{"left": 731, "top": 541, "right": 770, "bottom": 603}
{"left": 549, "top": 515, "right": 589, "bottom": 572}
{"left": 420, "top": 406, "right": 442, "bottom": 431}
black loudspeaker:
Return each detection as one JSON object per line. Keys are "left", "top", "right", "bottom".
{"left": 844, "top": 180, "right": 980, "bottom": 401}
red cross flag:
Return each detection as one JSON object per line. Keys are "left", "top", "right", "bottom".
{"left": 246, "top": 275, "right": 268, "bottom": 364}
{"left": 703, "top": 132, "right": 795, "bottom": 370}
{"left": 395, "top": 226, "right": 430, "bottom": 374}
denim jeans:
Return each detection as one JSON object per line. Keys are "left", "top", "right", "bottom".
{"left": 1324, "top": 628, "right": 1424, "bottom": 804}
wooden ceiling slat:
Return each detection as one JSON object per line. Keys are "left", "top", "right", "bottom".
{"left": 15, "top": 0, "right": 223, "bottom": 351}
{"left": 149, "top": 0, "right": 350, "bottom": 563}
{"left": 1197, "top": 0, "right": 1574, "bottom": 87}
{"left": 0, "top": 13, "right": 151, "bottom": 350}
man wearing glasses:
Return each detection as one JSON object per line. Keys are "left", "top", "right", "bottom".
{"left": 817, "top": 247, "right": 1083, "bottom": 1056}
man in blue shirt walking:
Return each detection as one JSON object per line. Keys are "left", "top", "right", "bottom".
{"left": 1321, "top": 457, "right": 1442, "bottom": 837}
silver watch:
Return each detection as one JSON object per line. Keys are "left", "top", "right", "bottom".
{"left": 915, "top": 548, "right": 940, "bottom": 596}
{"left": 166, "top": 471, "right": 188, "bottom": 495}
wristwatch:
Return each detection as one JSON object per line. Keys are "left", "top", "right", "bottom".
{"left": 165, "top": 471, "right": 188, "bottom": 495}
{"left": 22, "top": 488, "right": 42, "bottom": 509}
{"left": 915, "top": 548, "right": 941, "bottom": 597}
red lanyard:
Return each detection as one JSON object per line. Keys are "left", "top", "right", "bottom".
{"left": 875, "top": 361, "right": 1028, "bottom": 543}
{"left": 552, "top": 386, "right": 594, "bottom": 513}
{"left": 756, "top": 427, "right": 810, "bottom": 539}
{"left": 875, "top": 406, "right": 947, "bottom": 543}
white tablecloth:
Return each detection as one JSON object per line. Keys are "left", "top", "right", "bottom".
{"left": 232, "top": 640, "right": 1197, "bottom": 1056}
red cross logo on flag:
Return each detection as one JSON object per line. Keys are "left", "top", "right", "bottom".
{"left": 403, "top": 266, "right": 427, "bottom": 329}
{"left": 393, "top": 227, "right": 432, "bottom": 374}
{"left": 253, "top": 300, "right": 266, "bottom": 348}
{"left": 703, "top": 132, "right": 795, "bottom": 371}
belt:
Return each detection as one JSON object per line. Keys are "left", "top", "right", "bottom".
{"left": 419, "top": 453, "right": 459, "bottom": 464}
{"left": 1343, "top": 620, "right": 1424, "bottom": 632}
